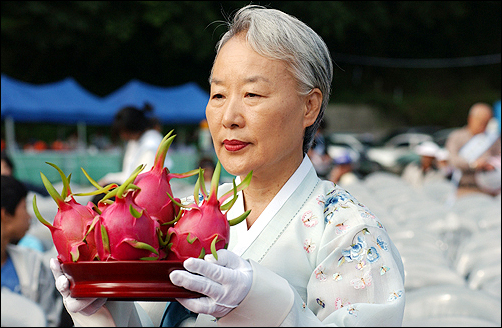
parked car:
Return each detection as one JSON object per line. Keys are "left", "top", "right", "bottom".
{"left": 432, "top": 128, "right": 457, "bottom": 147}
{"left": 366, "top": 132, "right": 434, "bottom": 175}
{"left": 326, "top": 132, "right": 383, "bottom": 178}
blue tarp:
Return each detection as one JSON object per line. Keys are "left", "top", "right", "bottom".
{"left": 1, "top": 74, "right": 209, "bottom": 125}
{"left": 101, "top": 79, "right": 209, "bottom": 125}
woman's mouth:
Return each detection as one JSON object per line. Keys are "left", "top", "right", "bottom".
{"left": 223, "top": 139, "right": 249, "bottom": 152}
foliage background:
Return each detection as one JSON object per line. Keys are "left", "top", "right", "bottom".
{"left": 1, "top": 1, "right": 500, "bottom": 133}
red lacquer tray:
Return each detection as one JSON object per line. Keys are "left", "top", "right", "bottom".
{"left": 61, "top": 260, "right": 203, "bottom": 301}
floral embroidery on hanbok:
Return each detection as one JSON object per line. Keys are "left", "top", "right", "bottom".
{"left": 301, "top": 210, "right": 318, "bottom": 227}
{"left": 333, "top": 272, "right": 342, "bottom": 281}
{"left": 350, "top": 270, "right": 372, "bottom": 289}
{"left": 388, "top": 290, "right": 404, "bottom": 302}
{"left": 339, "top": 235, "right": 367, "bottom": 265}
{"left": 314, "top": 265, "right": 327, "bottom": 281}
{"left": 366, "top": 246, "right": 380, "bottom": 263}
{"left": 304, "top": 238, "right": 316, "bottom": 253}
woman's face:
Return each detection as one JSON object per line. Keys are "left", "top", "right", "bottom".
{"left": 206, "top": 35, "right": 321, "bottom": 180}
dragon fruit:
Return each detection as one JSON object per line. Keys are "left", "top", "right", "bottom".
{"left": 166, "top": 161, "right": 252, "bottom": 261}
{"left": 93, "top": 165, "right": 162, "bottom": 261}
{"left": 33, "top": 162, "right": 101, "bottom": 263}
{"left": 132, "top": 130, "right": 198, "bottom": 236}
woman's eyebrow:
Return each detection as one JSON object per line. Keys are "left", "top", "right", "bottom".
{"left": 209, "top": 76, "right": 271, "bottom": 85}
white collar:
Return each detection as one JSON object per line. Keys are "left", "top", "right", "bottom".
{"left": 229, "top": 156, "right": 313, "bottom": 256}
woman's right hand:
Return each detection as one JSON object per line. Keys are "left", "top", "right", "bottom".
{"left": 50, "top": 258, "right": 107, "bottom": 316}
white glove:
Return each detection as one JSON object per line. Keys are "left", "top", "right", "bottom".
{"left": 50, "top": 258, "right": 107, "bottom": 316}
{"left": 169, "top": 249, "right": 253, "bottom": 318}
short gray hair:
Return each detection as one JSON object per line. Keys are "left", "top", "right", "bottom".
{"left": 211, "top": 5, "right": 333, "bottom": 154}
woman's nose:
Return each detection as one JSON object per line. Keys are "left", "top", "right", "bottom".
{"left": 222, "top": 97, "right": 245, "bottom": 129}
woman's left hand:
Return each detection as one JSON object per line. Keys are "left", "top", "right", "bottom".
{"left": 169, "top": 249, "right": 253, "bottom": 318}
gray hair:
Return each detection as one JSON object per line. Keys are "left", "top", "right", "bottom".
{"left": 211, "top": 5, "right": 333, "bottom": 154}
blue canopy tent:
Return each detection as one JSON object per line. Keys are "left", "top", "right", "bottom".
{"left": 101, "top": 79, "right": 209, "bottom": 125}
{"left": 1, "top": 74, "right": 210, "bottom": 184}
{"left": 1, "top": 74, "right": 110, "bottom": 125}
{"left": 1, "top": 74, "right": 209, "bottom": 151}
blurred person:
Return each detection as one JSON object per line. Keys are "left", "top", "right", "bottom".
{"left": 198, "top": 156, "right": 216, "bottom": 188}
{"left": 436, "top": 148, "right": 453, "bottom": 180}
{"left": 401, "top": 141, "right": 446, "bottom": 188}
{"left": 328, "top": 150, "right": 361, "bottom": 187}
{"left": 198, "top": 119, "right": 214, "bottom": 156}
{"left": 1, "top": 175, "right": 66, "bottom": 326}
{"left": 445, "top": 102, "right": 501, "bottom": 197}
{"left": 50, "top": 4, "right": 405, "bottom": 326}
{"left": 1, "top": 151, "right": 49, "bottom": 197}
{"left": 99, "top": 102, "right": 172, "bottom": 186}
{"left": 307, "top": 120, "right": 332, "bottom": 178}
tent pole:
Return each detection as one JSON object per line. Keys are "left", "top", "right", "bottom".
{"left": 77, "top": 121, "right": 87, "bottom": 152}
{"left": 5, "top": 116, "right": 17, "bottom": 153}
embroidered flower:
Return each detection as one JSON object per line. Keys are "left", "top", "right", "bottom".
{"left": 304, "top": 239, "right": 316, "bottom": 253}
{"left": 333, "top": 272, "right": 342, "bottom": 281}
{"left": 366, "top": 246, "right": 380, "bottom": 263}
{"left": 341, "top": 235, "right": 367, "bottom": 263}
{"left": 301, "top": 210, "right": 318, "bottom": 227}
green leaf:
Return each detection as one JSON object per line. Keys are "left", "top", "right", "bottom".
{"left": 228, "top": 210, "right": 251, "bottom": 226}
{"left": 210, "top": 235, "right": 219, "bottom": 260}
{"left": 129, "top": 204, "right": 143, "bottom": 218}
{"left": 186, "top": 233, "right": 198, "bottom": 244}
{"left": 32, "top": 194, "right": 53, "bottom": 228}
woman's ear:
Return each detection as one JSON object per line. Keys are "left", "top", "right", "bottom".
{"left": 303, "top": 88, "right": 323, "bottom": 128}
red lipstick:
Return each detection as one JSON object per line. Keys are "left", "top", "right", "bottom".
{"left": 223, "top": 139, "right": 249, "bottom": 152}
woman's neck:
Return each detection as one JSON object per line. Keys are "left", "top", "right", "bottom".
{"left": 242, "top": 156, "right": 304, "bottom": 228}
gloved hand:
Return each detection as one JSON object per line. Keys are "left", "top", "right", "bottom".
{"left": 50, "top": 258, "right": 107, "bottom": 316}
{"left": 169, "top": 249, "right": 253, "bottom": 318}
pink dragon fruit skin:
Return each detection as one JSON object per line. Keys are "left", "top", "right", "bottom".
{"left": 133, "top": 130, "right": 198, "bottom": 236}
{"left": 94, "top": 165, "right": 162, "bottom": 261}
{"left": 167, "top": 161, "right": 252, "bottom": 261}
{"left": 33, "top": 162, "right": 99, "bottom": 263}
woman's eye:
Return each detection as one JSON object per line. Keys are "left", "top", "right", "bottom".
{"left": 212, "top": 93, "right": 223, "bottom": 99}
{"left": 246, "top": 93, "right": 260, "bottom": 98}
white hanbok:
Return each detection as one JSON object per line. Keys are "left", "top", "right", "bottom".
{"left": 73, "top": 156, "right": 405, "bottom": 327}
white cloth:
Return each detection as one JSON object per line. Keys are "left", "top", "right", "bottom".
{"left": 75, "top": 156, "right": 405, "bottom": 326}
{"left": 100, "top": 129, "right": 172, "bottom": 185}
{"left": 1, "top": 286, "right": 47, "bottom": 327}
{"left": 458, "top": 130, "right": 500, "bottom": 164}
{"left": 6, "top": 244, "right": 64, "bottom": 327}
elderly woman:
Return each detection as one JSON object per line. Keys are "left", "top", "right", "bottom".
{"left": 51, "top": 5, "right": 405, "bottom": 326}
